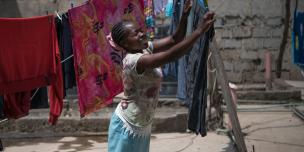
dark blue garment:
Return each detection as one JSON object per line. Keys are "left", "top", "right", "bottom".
{"left": 164, "top": 0, "right": 213, "bottom": 136}
{"left": 186, "top": 0, "right": 213, "bottom": 137}
{"left": 292, "top": 8, "right": 304, "bottom": 67}
{"left": 56, "top": 13, "right": 76, "bottom": 95}
{"left": 61, "top": 13, "right": 76, "bottom": 89}
{"left": 30, "top": 87, "right": 48, "bottom": 109}
{"left": 186, "top": 32, "right": 210, "bottom": 137}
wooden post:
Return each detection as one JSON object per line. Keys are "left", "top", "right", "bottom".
{"left": 210, "top": 41, "right": 247, "bottom": 152}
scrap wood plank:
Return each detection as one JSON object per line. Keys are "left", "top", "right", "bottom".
{"left": 210, "top": 40, "right": 247, "bottom": 152}
{"left": 284, "top": 80, "right": 304, "bottom": 88}
{"left": 292, "top": 107, "right": 304, "bottom": 121}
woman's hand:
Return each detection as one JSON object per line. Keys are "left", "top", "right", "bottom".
{"left": 182, "top": 0, "right": 193, "bottom": 17}
{"left": 197, "top": 11, "right": 215, "bottom": 34}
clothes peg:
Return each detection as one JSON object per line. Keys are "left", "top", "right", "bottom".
{"left": 55, "top": 11, "right": 62, "bottom": 20}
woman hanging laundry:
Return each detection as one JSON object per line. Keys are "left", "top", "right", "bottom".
{"left": 107, "top": 0, "right": 215, "bottom": 151}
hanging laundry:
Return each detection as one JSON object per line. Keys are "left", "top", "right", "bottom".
{"left": 55, "top": 13, "right": 77, "bottom": 94}
{"left": 49, "top": 28, "right": 64, "bottom": 125}
{"left": 0, "top": 88, "right": 48, "bottom": 119}
{"left": 144, "top": 0, "right": 155, "bottom": 39}
{"left": 154, "top": 0, "right": 168, "bottom": 15}
{"left": 292, "top": 1, "right": 304, "bottom": 70}
{"left": 48, "top": 51, "right": 64, "bottom": 125}
{"left": 165, "top": 0, "right": 174, "bottom": 17}
{"left": 162, "top": 0, "right": 184, "bottom": 80}
{"left": 3, "top": 92, "right": 31, "bottom": 119}
{"left": 0, "top": 16, "right": 57, "bottom": 94}
{"left": 0, "top": 15, "right": 63, "bottom": 124}
{"left": 186, "top": 0, "right": 213, "bottom": 136}
{"left": 68, "top": 0, "right": 145, "bottom": 117}
{"left": 0, "top": 88, "right": 48, "bottom": 120}
{"left": 198, "top": 0, "right": 208, "bottom": 9}
{"left": 177, "top": 0, "right": 194, "bottom": 102}
{"left": 30, "top": 87, "right": 49, "bottom": 109}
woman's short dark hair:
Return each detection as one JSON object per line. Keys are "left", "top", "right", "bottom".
{"left": 111, "top": 21, "right": 132, "bottom": 47}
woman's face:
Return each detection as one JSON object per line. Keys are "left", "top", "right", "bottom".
{"left": 121, "top": 22, "right": 148, "bottom": 52}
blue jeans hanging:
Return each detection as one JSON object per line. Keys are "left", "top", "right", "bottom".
{"left": 292, "top": 3, "right": 304, "bottom": 70}
{"left": 162, "top": 0, "right": 184, "bottom": 80}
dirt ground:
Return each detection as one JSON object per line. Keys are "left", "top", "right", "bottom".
{"left": 2, "top": 107, "right": 304, "bottom": 152}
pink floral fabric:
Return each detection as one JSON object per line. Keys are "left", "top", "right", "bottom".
{"left": 68, "top": 0, "right": 145, "bottom": 116}
{"left": 143, "top": 0, "right": 155, "bottom": 39}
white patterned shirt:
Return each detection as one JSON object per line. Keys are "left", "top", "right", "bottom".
{"left": 115, "top": 42, "right": 163, "bottom": 137}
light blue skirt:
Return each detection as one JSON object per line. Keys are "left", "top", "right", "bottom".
{"left": 108, "top": 113, "right": 151, "bottom": 152}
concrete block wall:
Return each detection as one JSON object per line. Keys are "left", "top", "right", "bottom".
{"left": 1, "top": 0, "right": 304, "bottom": 83}
{"left": 0, "top": 0, "right": 87, "bottom": 18}
{"left": 209, "top": 0, "right": 304, "bottom": 83}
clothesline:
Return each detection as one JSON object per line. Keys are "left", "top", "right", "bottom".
{"left": 60, "top": 54, "right": 74, "bottom": 64}
{"left": 0, "top": 118, "right": 7, "bottom": 124}
{"left": 30, "top": 54, "right": 74, "bottom": 100}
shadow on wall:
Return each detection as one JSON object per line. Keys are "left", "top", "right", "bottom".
{"left": 0, "top": 0, "right": 21, "bottom": 17}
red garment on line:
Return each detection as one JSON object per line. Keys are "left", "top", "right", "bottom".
{"left": 0, "top": 15, "right": 56, "bottom": 94}
{"left": 48, "top": 51, "right": 64, "bottom": 125}
{"left": 0, "top": 15, "right": 63, "bottom": 124}
{"left": 3, "top": 92, "right": 31, "bottom": 119}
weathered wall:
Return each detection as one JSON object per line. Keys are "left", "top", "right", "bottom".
{"left": 209, "top": 0, "right": 304, "bottom": 83}
{"left": 0, "top": 0, "right": 304, "bottom": 83}
{"left": 0, "top": 0, "right": 86, "bottom": 18}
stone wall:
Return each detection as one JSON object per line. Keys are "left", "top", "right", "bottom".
{"left": 1, "top": 0, "right": 304, "bottom": 83}
{"left": 209, "top": 0, "right": 304, "bottom": 83}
